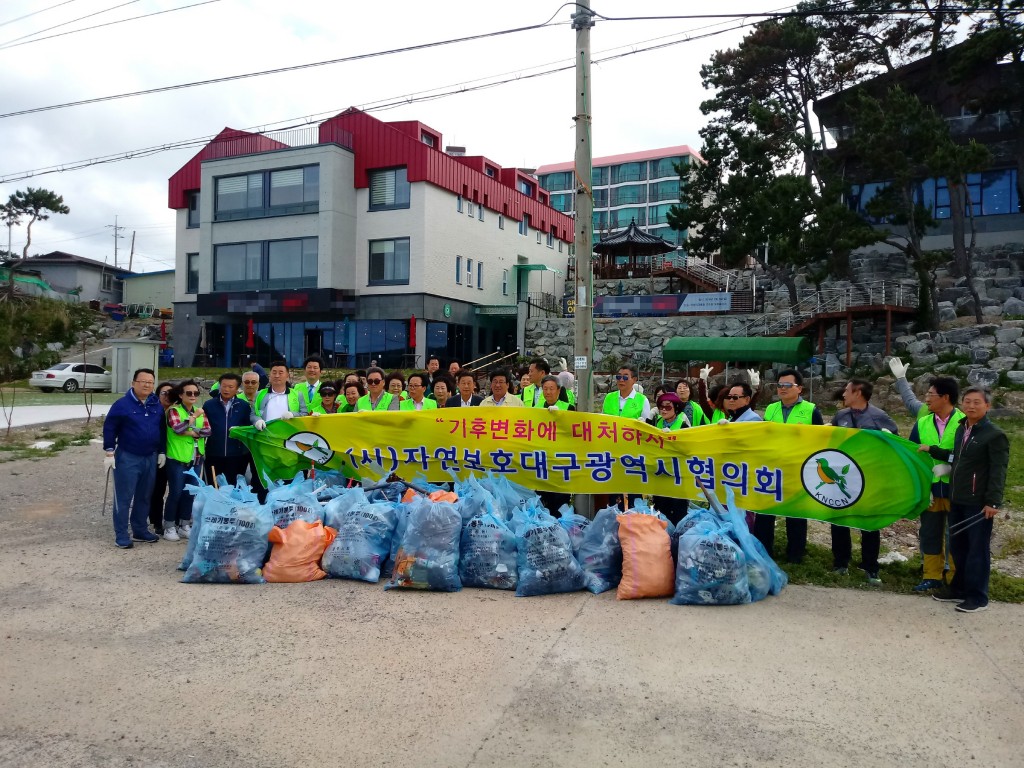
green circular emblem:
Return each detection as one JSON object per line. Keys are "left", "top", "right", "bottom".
{"left": 443, "top": 303, "right": 451, "bottom": 318}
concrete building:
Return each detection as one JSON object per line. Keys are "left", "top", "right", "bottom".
{"left": 535, "top": 146, "right": 701, "bottom": 248}
{"left": 121, "top": 269, "right": 174, "bottom": 311}
{"left": 22, "top": 251, "right": 131, "bottom": 305}
{"left": 168, "top": 111, "right": 574, "bottom": 368}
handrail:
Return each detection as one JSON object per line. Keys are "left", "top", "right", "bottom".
{"left": 463, "top": 349, "right": 510, "bottom": 370}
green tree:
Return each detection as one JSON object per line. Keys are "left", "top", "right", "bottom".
{"left": 7, "top": 187, "right": 70, "bottom": 262}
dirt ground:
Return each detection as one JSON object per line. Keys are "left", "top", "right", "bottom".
{"left": 2, "top": 441, "right": 1024, "bottom": 767}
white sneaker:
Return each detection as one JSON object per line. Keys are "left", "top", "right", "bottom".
{"left": 163, "top": 525, "right": 180, "bottom": 542}
{"left": 179, "top": 522, "right": 192, "bottom": 539}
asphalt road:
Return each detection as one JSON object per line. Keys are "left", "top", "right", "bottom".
{"left": 1, "top": 444, "right": 1022, "bottom": 767}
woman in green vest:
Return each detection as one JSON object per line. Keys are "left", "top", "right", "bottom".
{"left": 538, "top": 375, "right": 574, "bottom": 516}
{"left": 651, "top": 392, "right": 692, "bottom": 525}
{"left": 162, "top": 379, "right": 210, "bottom": 542}
{"left": 339, "top": 382, "right": 363, "bottom": 413}
{"left": 674, "top": 378, "right": 708, "bottom": 427}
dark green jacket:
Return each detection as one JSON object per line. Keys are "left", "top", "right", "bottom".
{"left": 928, "top": 416, "right": 1009, "bottom": 508}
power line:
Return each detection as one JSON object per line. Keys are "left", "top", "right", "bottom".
{"left": 0, "top": 0, "right": 82, "bottom": 29}
{"left": 0, "top": 0, "right": 141, "bottom": 47}
{"left": 0, "top": 0, "right": 222, "bottom": 52}
{"left": 0, "top": 15, "right": 568, "bottom": 119}
{"left": 0, "top": 16, "right": 762, "bottom": 182}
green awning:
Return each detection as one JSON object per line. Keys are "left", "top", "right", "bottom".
{"left": 513, "top": 263, "right": 563, "bottom": 275}
{"left": 662, "top": 336, "right": 812, "bottom": 364}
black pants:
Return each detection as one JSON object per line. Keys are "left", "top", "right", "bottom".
{"left": 246, "top": 455, "right": 268, "bottom": 503}
{"left": 754, "top": 514, "right": 808, "bottom": 563}
{"left": 948, "top": 503, "right": 993, "bottom": 606}
{"left": 149, "top": 464, "right": 167, "bottom": 533}
{"left": 652, "top": 497, "right": 689, "bottom": 527}
{"left": 205, "top": 455, "right": 249, "bottom": 487}
{"left": 538, "top": 492, "right": 571, "bottom": 518}
{"left": 830, "top": 525, "right": 880, "bottom": 572}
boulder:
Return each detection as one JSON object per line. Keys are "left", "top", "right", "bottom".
{"left": 967, "top": 368, "right": 1000, "bottom": 388}
{"left": 941, "top": 327, "right": 981, "bottom": 344}
{"left": 939, "top": 305, "right": 957, "bottom": 323}
{"left": 996, "top": 343, "right": 1020, "bottom": 358}
{"left": 911, "top": 353, "right": 939, "bottom": 368}
{"left": 1006, "top": 371, "right": 1024, "bottom": 385}
{"left": 988, "top": 357, "right": 1018, "bottom": 372}
{"left": 970, "top": 348, "right": 991, "bottom": 364}
{"left": 906, "top": 339, "right": 933, "bottom": 354}
{"left": 995, "top": 327, "right": 1023, "bottom": 343}
{"left": 981, "top": 305, "right": 1004, "bottom": 319}
{"left": 1003, "top": 296, "right": 1024, "bottom": 316}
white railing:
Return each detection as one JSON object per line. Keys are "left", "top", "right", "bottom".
{"left": 656, "top": 253, "right": 733, "bottom": 289}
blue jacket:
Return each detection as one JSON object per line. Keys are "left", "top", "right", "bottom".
{"left": 202, "top": 396, "right": 253, "bottom": 458}
{"left": 103, "top": 389, "right": 165, "bottom": 456}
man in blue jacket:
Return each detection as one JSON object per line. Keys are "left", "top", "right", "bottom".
{"left": 102, "top": 368, "right": 165, "bottom": 549}
{"left": 202, "top": 373, "right": 253, "bottom": 486}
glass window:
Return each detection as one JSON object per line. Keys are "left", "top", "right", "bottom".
{"left": 368, "top": 167, "right": 410, "bottom": 210}
{"left": 650, "top": 156, "right": 685, "bottom": 179}
{"left": 611, "top": 184, "right": 647, "bottom": 206}
{"left": 467, "top": 258, "right": 474, "bottom": 287}
{"left": 101, "top": 273, "right": 113, "bottom": 291}
{"left": 981, "top": 169, "right": 1016, "bottom": 215}
{"left": 186, "top": 252, "right": 199, "bottom": 294}
{"left": 270, "top": 166, "right": 318, "bottom": 207}
{"left": 593, "top": 188, "right": 608, "bottom": 208}
{"left": 214, "top": 242, "right": 262, "bottom": 290}
{"left": 550, "top": 193, "right": 573, "bottom": 213}
{"left": 540, "top": 171, "right": 572, "bottom": 191}
{"left": 216, "top": 173, "right": 262, "bottom": 214}
{"left": 593, "top": 166, "right": 607, "bottom": 186}
{"left": 517, "top": 178, "right": 534, "bottom": 197}
{"left": 592, "top": 210, "right": 607, "bottom": 232}
{"left": 547, "top": 228, "right": 555, "bottom": 248}
{"left": 187, "top": 191, "right": 200, "bottom": 228}
{"left": 519, "top": 214, "right": 529, "bottom": 236}
{"left": 611, "top": 162, "right": 646, "bottom": 184}
{"left": 650, "top": 180, "right": 682, "bottom": 202}
{"left": 368, "top": 238, "right": 410, "bottom": 285}
{"left": 611, "top": 207, "right": 645, "bottom": 228}
{"left": 478, "top": 204, "right": 484, "bottom": 222}
{"left": 467, "top": 201, "right": 475, "bottom": 217}
{"left": 502, "top": 268, "right": 508, "bottom": 296}
{"left": 498, "top": 214, "right": 504, "bottom": 230}
{"left": 455, "top": 255, "right": 461, "bottom": 284}
{"left": 648, "top": 204, "right": 676, "bottom": 225}
{"left": 477, "top": 261, "right": 482, "bottom": 289}
{"left": 267, "top": 238, "right": 317, "bottom": 287}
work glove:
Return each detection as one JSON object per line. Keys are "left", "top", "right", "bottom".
{"left": 103, "top": 454, "right": 115, "bottom": 472}
{"left": 888, "top": 356, "right": 909, "bottom": 380}
{"left": 717, "top": 419, "right": 730, "bottom": 426}
{"left": 548, "top": 405, "right": 560, "bottom": 412}
{"left": 310, "top": 411, "right": 320, "bottom": 417}
{"left": 699, "top": 365, "right": 712, "bottom": 382}
{"left": 662, "top": 427, "right": 671, "bottom": 433}
{"left": 559, "top": 357, "right": 568, "bottom": 372}
{"left": 932, "top": 463, "right": 951, "bottom": 478}
{"left": 254, "top": 419, "right": 267, "bottom": 431}
{"left": 157, "top": 453, "right": 166, "bottom": 469}
{"left": 280, "top": 411, "right": 294, "bottom": 420}
{"left": 747, "top": 368, "right": 760, "bottom": 388}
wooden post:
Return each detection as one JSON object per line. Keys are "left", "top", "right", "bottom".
{"left": 817, "top": 320, "right": 825, "bottom": 356}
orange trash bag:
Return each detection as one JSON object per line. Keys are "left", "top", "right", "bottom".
{"left": 428, "top": 490, "right": 458, "bottom": 503}
{"left": 264, "top": 520, "right": 337, "bottom": 583}
{"left": 616, "top": 513, "right": 674, "bottom": 599}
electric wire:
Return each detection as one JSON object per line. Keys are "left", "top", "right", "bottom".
{"left": 0, "top": 0, "right": 82, "bottom": 29}
{"left": 0, "top": 0, "right": 141, "bottom": 47}
{"left": 0, "top": 0, "right": 222, "bottom": 51}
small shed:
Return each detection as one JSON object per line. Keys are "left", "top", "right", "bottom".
{"left": 662, "top": 336, "right": 812, "bottom": 365}
{"left": 109, "top": 339, "right": 162, "bottom": 393}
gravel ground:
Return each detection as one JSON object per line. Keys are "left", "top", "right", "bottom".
{"left": 2, "top": 442, "right": 1024, "bottom": 767}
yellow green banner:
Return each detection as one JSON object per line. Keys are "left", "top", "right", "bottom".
{"left": 231, "top": 410, "right": 933, "bottom": 529}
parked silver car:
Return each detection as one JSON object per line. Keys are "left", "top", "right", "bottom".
{"left": 29, "top": 363, "right": 112, "bottom": 393}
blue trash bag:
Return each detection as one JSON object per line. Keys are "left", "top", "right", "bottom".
{"left": 478, "top": 472, "right": 538, "bottom": 521}
{"left": 321, "top": 500, "right": 399, "bottom": 583}
{"left": 515, "top": 510, "right": 587, "bottom": 597}
{"left": 459, "top": 512, "right": 518, "bottom": 590}
{"left": 182, "top": 484, "right": 274, "bottom": 584}
{"left": 454, "top": 474, "right": 501, "bottom": 525}
{"left": 670, "top": 516, "right": 751, "bottom": 606}
{"left": 265, "top": 473, "right": 324, "bottom": 528}
{"left": 386, "top": 499, "right": 462, "bottom": 591}
{"left": 722, "top": 487, "right": 788, "bottom": 600}
{"left": 365, "top": 480, "right": 407, "bottom": 504}
{"left": 557, "top": 509, "right": 591, "bottom": 559}
{"left": 179, "top": 472, "right": 255, "bottom": 572}
{"left": 324, "top": 487, "right": 369, "bottom": 530}
{"left": 577, "top": 504, "right": 623, "bottom": 594}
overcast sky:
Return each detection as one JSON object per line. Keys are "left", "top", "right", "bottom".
{"left": 0, "top": 0, "right": 788, "bottom": 272}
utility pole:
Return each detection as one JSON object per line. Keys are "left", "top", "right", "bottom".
{"left": 572, "top": 1, "right": 595, "bottom": 518}
{"left": 127, "top": 231, "right": 136, "bottom": 272}
{"left": 106, "top": 216, "right": 125, "bottom": 269}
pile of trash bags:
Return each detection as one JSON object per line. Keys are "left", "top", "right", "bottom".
{"left": 176, "top": 469, "right": 786, "bottom": 605}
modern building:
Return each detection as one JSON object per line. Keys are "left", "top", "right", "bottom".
{"left": 22, "top": 251, "right": 131, "bottom": 305}
{"left": 535, "top": 146, "right": 700, "bottom": 249}
{"left": 814, "top": 42, "right": 1022, "bottom": 249}
{"left": 168, "top": 110, "right": 574, "bottom": 369}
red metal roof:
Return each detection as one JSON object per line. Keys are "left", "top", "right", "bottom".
{"left": 167, "top": 128, "right": 290, "bottom": 209}
{"left": 536, "top": 145, "right": 703, "bottom": 175}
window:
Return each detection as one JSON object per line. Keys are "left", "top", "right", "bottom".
{"left": 611, "top": 184, "right": 647, "bottom": 207}
{"left": 101, "top": 272, "right": 113, "bottom": 291}
{"left": 498, "top": 215, "right": 504, "bottom": 230}
{"left": 519, "top": 214, "right": 530, "bottom": 236}
{"left": 213, "top": 239, "right": 317, "bottom": 290}
{"left": 650, "top": 180, "right": 682, "bottom": 202}
{"left": 485, "top": 166, "right": 497, "bottom": 178}
{"left": 540, "top": 171, "right": 572, "bottom": 191}
{"left": 502, "top": 269, "right": 508, "bottom": 296}
{"left": 550, "top": 193, "right": 573, "bottom": 213}
{"left": 593, "top": 188, "right": 608, "bottom": 208}
{"left": 478, "top": 205, "right": 484, "bottom": 222}
{"left": 648, "top": 204, "right": 676, "bottom": 225}
{"left": 456, "top": 195, "right": 463, "bottom": 213}
{"left": 558, "top": 240, "right": 563, "bottom": 253}
{"left": 536, "top": 231, "right": 542, "bottom": 244}
{"left": 477, "top": 261, "right": 482, "bottom": 289}
{"left": 455, "top": 255, "right": 462, "bottom": 284}
{"left": 368, "top": 167, "right": 410, "bottom": 210}
{"left": 186, "top": 252, "right": 199, "bottom": 294}
{"left": 421, "top": 132, "right": 435, "bottom": 147}
{"left": 650, "top": 156, "right": 685, "bottom": 179}
{"left": 611, "top": 162, "right": 646, "bottom": 184}
{"left": 368, "top": 238, "right": 410, "bottom": 285}
{"left": 214, "top": 165, "right": 319, "bottom": 220}
{"left": 593, "top": 166, "right": 607, "bottom": 186}
{"left": 467, "top": 258, "right": 474, "bottom": 287}
{"left": 517, "top": 178, "right": 534, "bottom": 197}
{"left": 547, "top": 228, "right": 555, "bottom": 248}
{"left": 611, "top": 207, "right": 646, "bottom": 228}
{"left": 467, "top": 201, "right": 475, "bottom": 217}
{"left": 187, "top": 191, "right": 200, "bottom": 228}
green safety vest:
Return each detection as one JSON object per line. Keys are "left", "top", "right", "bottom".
{"left": 543, "top": 399, "right": 572, "bottom": 411}
{"left": 917, "top": 407, "right": 966, "bottom": 485}
{"left": 399, "top": 398, "right": 438, "bottom": 411}
{"left": 682, "top": 401, "right": 706, "bottom": 426}
{"left": 565, "top": 389, "right": 576, "bottom": 407}
{"left": 166, "top": 404, "right": 206, "bottom": 463}
{"left": 602, "top": 391, "right": 645, "bottom": 419}
{"left": 764, "top": 399, "right": 816, "bottom": 425}
{"left": 356, "top": 392, "right": 395, "bottom": 412}
{"left": 712, "top": 408, "right": 727, "bottom": 423}
{"left": 521, "top": 384, "right": 543, "bottom": 408}
{"left": 253, "top": 387, "right": 308, "bottom": 418}
{"left": 298, "top": 380, "right": 325, "bottom": 414}
{"left": 656, "top": 414, "right": 686, "bottom": 431}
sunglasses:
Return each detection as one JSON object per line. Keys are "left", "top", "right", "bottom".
{"left": 658, "top": 403, "right": 675, "bottom": 409}
{"left": 320, "top": 389, "right": 337, "bottom": 396}
{"left": 183, "top": 390, "right": 200, "bottom": 396}
{"left": 614, "top": 375, "right": 632, "bottom": 381}
{"left": 777, "top": 383, "right": 796, "bottom": 389}
{"left": 725, "top": 394, "right": 746, "bottom": 400}
{"left": 367, "top": 378, "right": 383, "bottom": 385}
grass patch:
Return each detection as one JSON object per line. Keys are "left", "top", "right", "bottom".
{"left": 775, "top": 530, "right": 1024, "bottom": 604}
{"left": 0, "top": 426, "right": 96, "bottom": 463}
